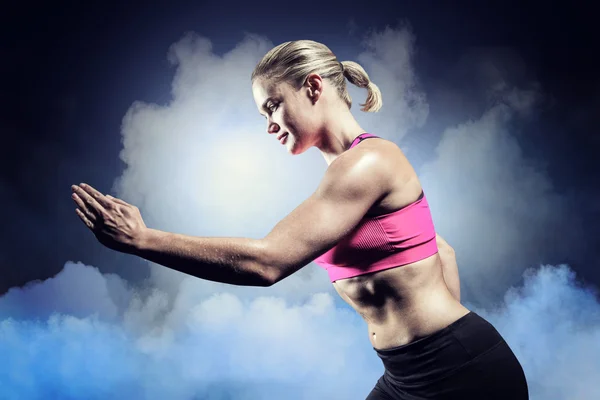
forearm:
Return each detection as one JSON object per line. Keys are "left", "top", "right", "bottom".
{"left": 133, "top": 228, "right": 273, "bottom": 287}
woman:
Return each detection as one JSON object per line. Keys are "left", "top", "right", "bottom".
{"left": 71, "top": 40, "right": 528, "bottom": 399}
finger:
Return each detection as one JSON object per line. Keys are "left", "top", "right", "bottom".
{"left": 76, "top": 208, "right": 95, "bottom": 230}
{"left": 106, "top": 195, "right": 129, "bottom": 206}
{"left": 78, "top": 183, "right": 113, "bottom": 209}
{"left": 72, "top": 193, "right": 97, "bottom": 222}
{"left": 72, "top": 184, "right": 107, "bottom": 214}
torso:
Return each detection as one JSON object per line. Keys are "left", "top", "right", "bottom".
{"left": 332, "top": 138, "right": 470, "bottom": 350}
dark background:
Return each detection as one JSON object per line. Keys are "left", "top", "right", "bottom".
{"left": 1, "top": 0, "right": 597, "bottom": 296}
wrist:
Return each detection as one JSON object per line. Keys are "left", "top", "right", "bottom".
{"left": 133, "top": 227, "right": 158, "bottom": 254}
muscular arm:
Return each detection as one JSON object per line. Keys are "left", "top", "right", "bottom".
{"left": 134, "top": 231, "right": 272, "bottom": 286}
{"left": 436, "top": 234, "right": 461, "bottom": 302}
{"left": 133, "top": 150, "right": 391, "bottom": 287}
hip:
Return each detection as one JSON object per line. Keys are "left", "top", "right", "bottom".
{"left": 370, "top": 311, "right": 528, "bottom": 399}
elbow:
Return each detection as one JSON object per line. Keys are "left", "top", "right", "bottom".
{"left": 255, "top": 239, "right": 303, "bottom": 287}
{"left": 260, "top": 262, "right": 301, "bottom": 287}
{"left": 255, "top": 239, "right": 284, "bottom": 287}
{"left": 260, "top": 266, "right": 281, "bottom": 287}
{"left": 259, "top": 260, "right": 295, "bottom": 287}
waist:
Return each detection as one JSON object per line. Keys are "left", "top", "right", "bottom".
{"left": 366, "top": 299, "right": 470, "bottom": 349}
{"left": 374, "top": 311, "right": 505, "bottom": 387}
{"left": 334, "top": 254, "right": 462, "bottom": 335}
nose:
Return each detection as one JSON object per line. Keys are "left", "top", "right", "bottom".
{"left": 267, "top": 119, "right": 280, "bottom": 135}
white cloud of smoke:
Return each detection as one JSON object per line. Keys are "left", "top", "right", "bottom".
{"left": 1, "top": 262, "right": 598, "bottom": 399}
{"left": 0, "top": 262, "right": 379, "bottom": 399}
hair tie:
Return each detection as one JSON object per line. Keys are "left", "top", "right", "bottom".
{"left": 339, "top": 61, "right": 344, "bottom": 73}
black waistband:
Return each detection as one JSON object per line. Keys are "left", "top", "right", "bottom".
{"left": 373, "top": 312, "right": 505, "bottom": 386}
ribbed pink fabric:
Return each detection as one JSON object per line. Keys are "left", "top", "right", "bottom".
{"left": 313, "top": 133, "right": 438, "bottom": 282}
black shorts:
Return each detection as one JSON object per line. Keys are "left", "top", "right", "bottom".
{"left": 366, "top": 312, "right": 528, "bottom": 399}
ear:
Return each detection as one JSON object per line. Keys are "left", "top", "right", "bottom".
{"left": 304, "top": 73, "right": 323, "bottom": 103}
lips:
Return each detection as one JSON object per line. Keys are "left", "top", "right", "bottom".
{"left": 277, "top": 133, "right": 288, "bottom": 143}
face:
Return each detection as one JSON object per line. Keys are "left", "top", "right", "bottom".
{"left": 252, "top": 76, "right": 322, "bottom": 155}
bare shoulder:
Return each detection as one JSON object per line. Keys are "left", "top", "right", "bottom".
{"left": 356, "top": 137, "right": 405, "bottom": 157}
{"left": 323, "top": 139, "right": 395, "bottom": 193}
{"left": 329, "top": 138, "right": 412, "bottom": 186}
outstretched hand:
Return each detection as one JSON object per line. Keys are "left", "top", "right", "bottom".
{"left": 71, "top": 183, "right": 147, "bottom": 254}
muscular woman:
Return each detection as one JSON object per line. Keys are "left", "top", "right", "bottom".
{"left": 71, "top": 40, "right": 528, "bottom": 399}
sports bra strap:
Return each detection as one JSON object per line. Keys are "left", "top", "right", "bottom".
{"left": 349, "top": 133, "right": 380, "bottom": 149}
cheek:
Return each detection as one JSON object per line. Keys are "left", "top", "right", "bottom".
{"left": 282, "top": 105, "right": 309, "bottom": 132}
{"left": 280, "top": 108, "right": 297, "bottom": 129}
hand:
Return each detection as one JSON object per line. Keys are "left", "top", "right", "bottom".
{"left": 71, "top": 183, "right": 147, "bottom": 254}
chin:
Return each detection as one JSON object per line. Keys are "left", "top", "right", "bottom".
{"left": 288, "top": 140, "right": 309, "bottom": 156}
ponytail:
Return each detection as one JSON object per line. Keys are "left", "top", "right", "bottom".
{"left": 341, "top": 61, "right": 383, "bottom": 112}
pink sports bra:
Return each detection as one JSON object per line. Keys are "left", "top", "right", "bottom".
{"left": 313, "top": 133, "right": 438, "bottom": 282}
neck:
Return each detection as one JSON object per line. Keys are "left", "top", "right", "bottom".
{"left": 315, "top": 105, "right": 366, "bottom": 165}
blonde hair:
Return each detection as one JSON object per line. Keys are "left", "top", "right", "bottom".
{"left": 251, "top": 40, "right": 382, "bottom": 112}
